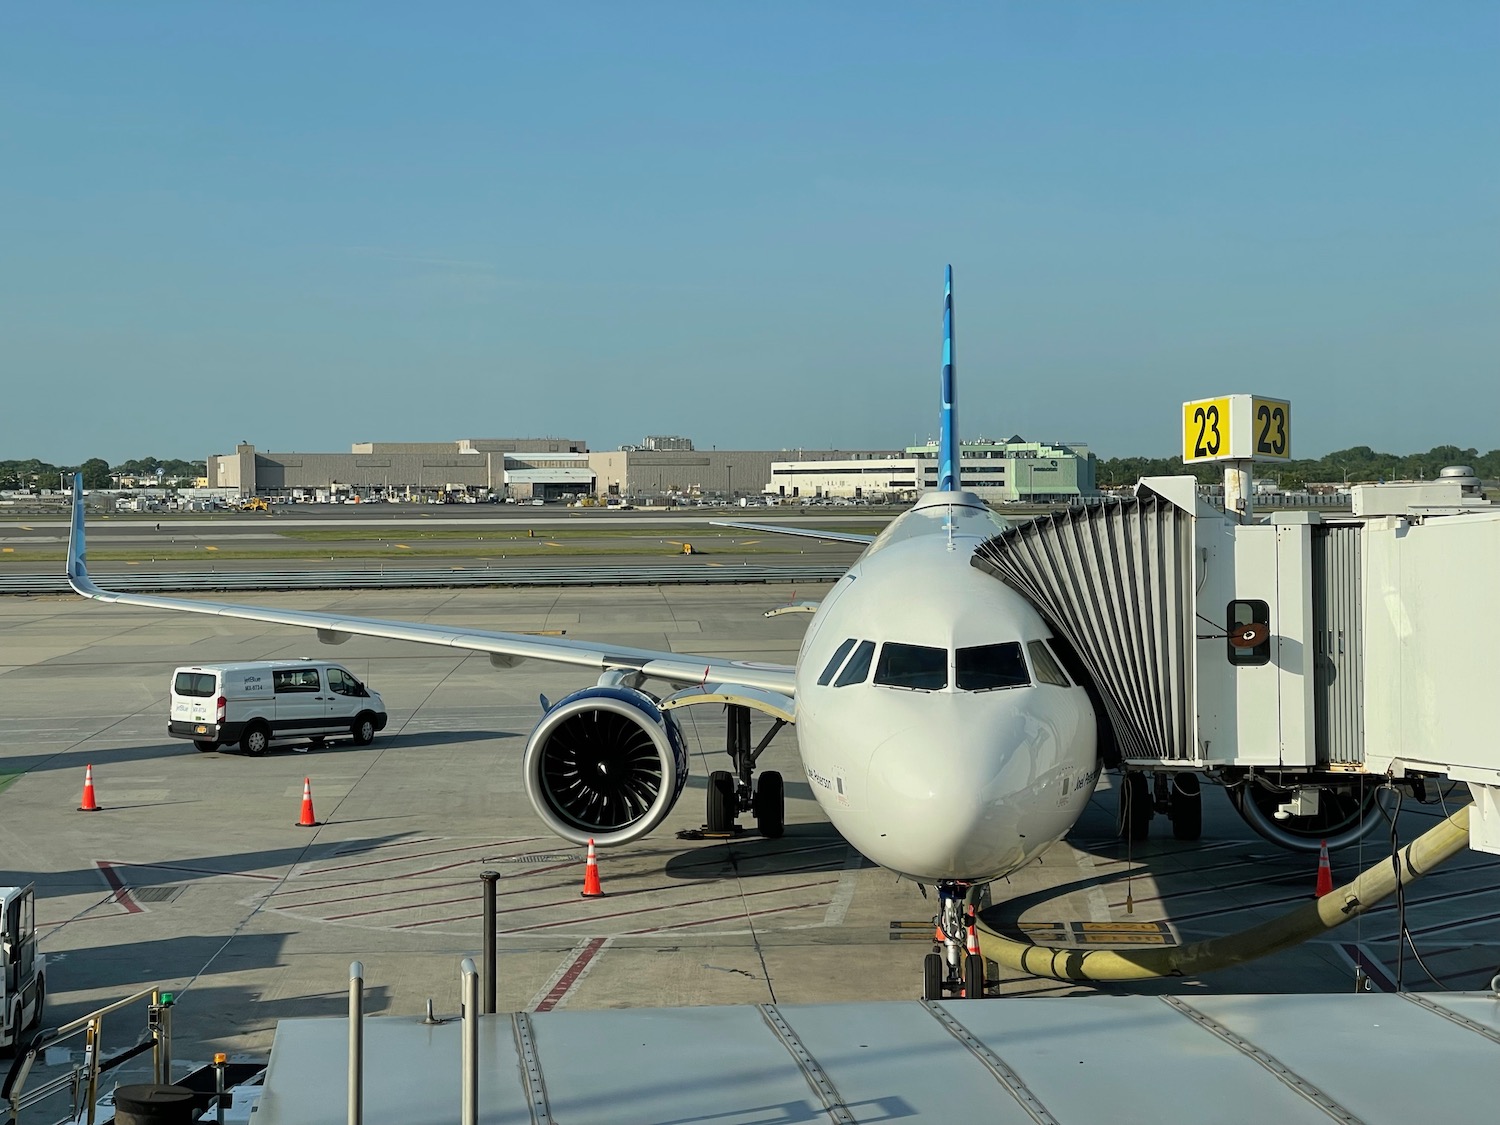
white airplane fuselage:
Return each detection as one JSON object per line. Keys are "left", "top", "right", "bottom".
{"left": 792, "top": 491, "right": 1099, "bottom": 884}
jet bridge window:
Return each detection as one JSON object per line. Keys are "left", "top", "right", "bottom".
{"left": 1026, "top": 640, "right": 1071, "bottom": 687}
{"left": 874, "top": 643, "right": 948, "bottom": 690}
{"left": 817, "top": 638, "right": 858, "bottom": 686}
{"left": 273, "top": 668, "right": 322, "bottom": 693}
{"left": 956, "top": 642, "right": 1030, "bottom": 691}
{"left": 833, "top": 640, "right": 876, "bottom": 687}
{"left": 1227, "top": 599, "right": 1272, "bottom": 666}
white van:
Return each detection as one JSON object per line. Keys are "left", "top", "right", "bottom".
{"left": 169, "top": 661, "right": 388, "bottom": 755}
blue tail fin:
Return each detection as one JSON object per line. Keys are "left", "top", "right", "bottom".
{"left": 937, "top": 265, "right": 959, "bottom": 492}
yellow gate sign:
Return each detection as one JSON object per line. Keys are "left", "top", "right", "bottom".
{"left": 1182, "top": 395, "right": 1292, "bottom": 463}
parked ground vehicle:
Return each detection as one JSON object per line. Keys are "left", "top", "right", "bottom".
{"left": 238, "top": 497, "right": 270, "bottom": 512}
{"left": 1, "top": 884, "right": 45, "bottom": 1053}
{"left": 168, "top": 661, "right": 388, "bottom": 755}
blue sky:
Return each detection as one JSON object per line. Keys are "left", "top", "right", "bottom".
{"left": 4, "top": 2, "right": 1496, "bottom": 464}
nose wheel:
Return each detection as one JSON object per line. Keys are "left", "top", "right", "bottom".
{"left": 702, "top": 705, "right": 787, "bottom": 838}
{"left": 923, "top": 883, "right": 993, "bottom": 999}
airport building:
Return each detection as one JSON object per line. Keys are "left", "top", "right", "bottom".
{"left": 768, "top": 439, "right": 1097, "bottom": 503}
{"left": 206, "top": 435, "right": 1097, "bottom": 504}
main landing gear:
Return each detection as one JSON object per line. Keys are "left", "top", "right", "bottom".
{"left": 1117, "top": 769, "right": 1203, "bottom": 842}
{"left": 706, "top": 704, "right": 787, "bottom": 839}
{"left": 923, "top": 882, "right": 993, "bottom": 1000}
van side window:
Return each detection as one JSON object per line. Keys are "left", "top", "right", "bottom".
{"left": 174, "top": 672, "right": 216, "bottom": 697}
{"left": 273, "top": 668, "right": 321, "bottom": 693}
{"left": 327, "top": 668, "right": 361, "bottom": 696}
{"left": 817, "top": 638, "right": 858, "bottom": 686}
{"left": 833, "top": 640, "right": 876, "bottom": 687}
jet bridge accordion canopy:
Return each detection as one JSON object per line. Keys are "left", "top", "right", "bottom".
{"left": 972, "top": 493, "right": 1197, "bottom": 763}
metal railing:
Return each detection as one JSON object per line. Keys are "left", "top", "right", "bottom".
{"left": 3, "top": 987, "right": 173, "bottom": 1125}
{"left": 0, "top": 563, "right": 846, "bottom": 596}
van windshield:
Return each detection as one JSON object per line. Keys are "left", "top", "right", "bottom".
{"left": 174, "top": 672, "right": 217, "bottom": 698}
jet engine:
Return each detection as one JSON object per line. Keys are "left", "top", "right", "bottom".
{"left": 522, "top": 686, "right": 690, "bottom": 846}
{"left": 1225, "top": 770, "right": 1386, "bottom": 852}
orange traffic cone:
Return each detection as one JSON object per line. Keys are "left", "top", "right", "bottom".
{"left": 1315, "top": 839, "right": 1333, "bottom": 898}
{"left": 295, "top": 777, "right": 320, "bottom": 828}
{"left": 580, "top": 838, "right": 604, "bottom": 897}
{"left": 966, "top": 908, "right": 980, "bottom": 956}
{"left": 78, "top": 764, "right": 101, "bottom": 812}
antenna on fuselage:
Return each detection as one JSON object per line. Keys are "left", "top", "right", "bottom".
{"left": 937, "top": 264, "right": 959, "bottom": 493}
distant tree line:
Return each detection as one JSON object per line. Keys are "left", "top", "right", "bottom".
{"left": 0, "top": 457, "right": 207, "bottom": 491}
{"left": 1095, "top": 445, "right": 1500, "bottom": 491}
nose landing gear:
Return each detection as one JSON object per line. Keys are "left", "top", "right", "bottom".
{"left": 923, "top": 882, "right": 993, "bottom": 1000}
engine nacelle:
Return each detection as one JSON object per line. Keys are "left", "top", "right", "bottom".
{"left": 1226, "top": 771, "right": 1386, "bottom": 853}
{"left": 523, "top": 686, "right": 690, "bottom": 846}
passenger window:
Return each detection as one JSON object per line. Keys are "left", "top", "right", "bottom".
{"left": 833, "top": 640, "right": 876, "bottom": 687}
{"left": 273, "top": 668, "right": 321, "bottom": 693}
{"left": 817, "top": 638, "right": 858, "bottom": 686}
{"left": 1027, "top": 641, "right": 1070, "bottom": 687}
{"left": 956, "top": 643, "right": 1030, "bottom": 691}
{"left": 874, "top": 643, "right": 948, "bottom": 690}
{"left": 327, "top": 669, "right": 355, "bottom": 696}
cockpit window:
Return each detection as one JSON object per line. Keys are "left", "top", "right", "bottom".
{"left": 874, "top": 643, "right": 948, "bottom": 690}
{"left": 956, "top": 642, "right": 1030, "bottom": 691}
{"left": 817, "top": 638, "right": 858, "bottom": 686}
{"left": 1027, "top": 640, "right": 1071, "bottom": 687}
{"left": 833, "top": 640, "right": 876, "bottom": 687}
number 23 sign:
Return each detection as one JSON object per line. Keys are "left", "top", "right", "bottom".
{"left": 1182, "top": 395, "right": 1291, "bottom": 463}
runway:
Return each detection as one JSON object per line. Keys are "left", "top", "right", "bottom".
{"left": 1, "top": 587, "right": 1496, "bottom": 1066}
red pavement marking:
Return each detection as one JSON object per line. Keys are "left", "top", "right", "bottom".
{"left": 105, "top": 861, "right": 279, "bottom": 882}
{"left": 319, "top": 862, "right": 580, "bottom": 920}
{"left": 533, "top": 937, "right": 609, "bottom": 1013}
{"left": 294, "top": 861, "right": 582, "bottom": 912}
{"left": 95, "top": 861, "right": 142, "bottom": 914}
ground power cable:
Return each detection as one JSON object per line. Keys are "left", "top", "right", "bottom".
{"left": 975, "top": 804, "right": 1471, "bottom": 983}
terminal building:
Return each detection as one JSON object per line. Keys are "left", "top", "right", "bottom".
{"left": 206, "top": 435, "right": 1097, "bottom": 505}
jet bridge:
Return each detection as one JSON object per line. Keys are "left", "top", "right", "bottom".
{"left": 972, "top": 472, "right": 1500, "bottom": 855}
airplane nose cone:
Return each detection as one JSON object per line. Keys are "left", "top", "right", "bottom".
{"left": 861, "top": 722, "right": 1031, "bottom": 882}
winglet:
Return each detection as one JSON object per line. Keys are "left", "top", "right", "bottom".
{"left": 937, "top": 264, "right": 959, "bottom": 492}
{"left": 67, "top": 473, "right": 103, "bottom": 598}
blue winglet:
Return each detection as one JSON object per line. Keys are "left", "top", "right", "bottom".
{"left": 937, "top": 265, "right": 959, "bottom": 492}
{"left": 66, "top": 472, "right": 101, "bottom": 596}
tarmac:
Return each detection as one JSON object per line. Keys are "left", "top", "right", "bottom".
{"left": 2, "top": 583, "right": 1498, "bottom": 1074}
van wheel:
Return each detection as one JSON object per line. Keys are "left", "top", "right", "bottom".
{"left": 241, "top": 724, "right": 271, "bottom": 756}
{"left": 351, "top": 714, "right": 376, "bottom": 746}
{"left": 309, "top": 736, "right": 326, "bottom": 747}
{"left": 193, "top": 739, "right": 220, "bottom": 753}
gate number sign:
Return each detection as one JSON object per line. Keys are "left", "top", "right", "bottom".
{"left": 1182, "top": 395, "right": 1291, "bottom": 463}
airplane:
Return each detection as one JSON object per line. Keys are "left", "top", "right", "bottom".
{"left": 65, "top": 266, "right": 1101, "bottom": 999}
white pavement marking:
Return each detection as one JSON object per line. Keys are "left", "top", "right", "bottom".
{"left": 1074, "top": 846, "right": 1114, "bottom": 922}
{"left": 822, "top": 845, "right": 864, "bottom": 928}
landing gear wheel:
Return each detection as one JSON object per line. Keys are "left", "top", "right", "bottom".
{"left": 241, "top": 724, "right": 270, "bottom": 757}
{"left": 1117, "top": 771, "right": 1151, "bottom": 841}
{"left": 192, "top": 739, "right": 220, "bottom": 753}
{"left": 753, "top": 771, "right": 785, "bottom": 839}
{"left": 964, "top": 953, "right": 986, "bottom": 999}
{"left": 923, "top": 953, "right": 944, "bottom": 1001}
{"left": 1170, "top": 773, "right": 1203, "bottom": 841}
{"left": 351, "top": 714, "right": 376, "bottom": 746}
{"left": 707, "top": 770, "right": 736, "bottom": 833}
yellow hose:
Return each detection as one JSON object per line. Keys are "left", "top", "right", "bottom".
{"left": 979, "top": 805, "right": 1470, "bottom": 982}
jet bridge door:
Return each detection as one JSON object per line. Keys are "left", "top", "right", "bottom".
{"left": 1312, "top": 525, "right": 1364, "bottom": 766}
{"left": 972, "top": 492, "right": 1197, "bottom": 764}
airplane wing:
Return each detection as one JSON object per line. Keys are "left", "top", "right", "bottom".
{"left": 66, "top": 479, "right": 797, "bottom": 696}
{"left": 709, "top": 520, "right": 875, "bottom": 545}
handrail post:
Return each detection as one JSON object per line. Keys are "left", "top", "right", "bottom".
{"left": 460, "top": 957, "right": 478, "bottom": 1125}
{"left": 84, "top": 1019, "right": 101, "bottom": 1125}
{"left": 480, "top": 870, "right": 499, "bottom": 1014}
{"left": 348, "top": 961, "right": 364, "bottom": 1125}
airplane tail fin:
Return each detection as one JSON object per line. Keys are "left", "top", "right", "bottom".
{"left": 938, "top": 264, "right": 959, "bottom": 492}
{"left": 67, "top": 473, "right": 103, "bottom": 597}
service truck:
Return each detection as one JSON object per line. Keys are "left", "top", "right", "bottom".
{"left": 1, "top": 883, "right": 46, "bottom": 1051}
